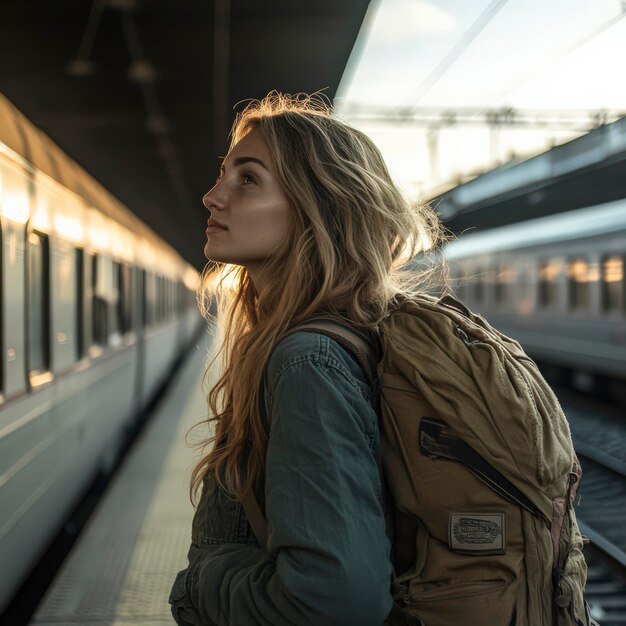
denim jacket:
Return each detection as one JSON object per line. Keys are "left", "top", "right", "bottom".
{"left": 169, "top": 331, "right": 394, "bottom": 626}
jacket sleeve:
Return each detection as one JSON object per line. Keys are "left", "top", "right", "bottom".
{"left": 175, "top": 347, "right": 393, "bottom": 626}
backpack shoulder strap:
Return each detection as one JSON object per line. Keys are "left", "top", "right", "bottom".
{"left": 281, "top": 315, "right": 380, "bottom": 387}
{"left": 241, "top": 315, "right": 380, "bottom": 551}
{"left": 240, "top": 485, "right": 269, "bottom": 550}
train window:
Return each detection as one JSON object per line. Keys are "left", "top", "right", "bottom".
{"left": 154, "top": 273, "right": 158, "bottom": 324}
{"left": 75, "top": 248, "right": 84, "bottom": 358}
{"left": 140, "top": 268, "right": 147, "bottom": 327}
{"left": 164, "top": 276, "right": 169, "bottom": 320}
{"left": 116, "top": 262, "right": 124, "bottom": 333}
{"left": 158, "top": 275, "right": 164, "bottom": 322}
{"left": 494, "top": 273, "right": 504, "bottom": 303}
{"left": 28, "top": 231, "right": 51, "bottom": 377}
{"left": 151, "top": 271, "right": 157, "bottom": 325}
{"left": 110, "top": 261, "right": 121, "bottom": 337}
{"left": 92, "top": 255, "right": 108, "bottom": 346}
{"left": 473, "top": 268, "right": 484, "bottom": 302}
{"left": 495, "top": 265, "right": 516, "bottom": 304}
{"left": 153, "top": 273, "right": 158, "bottom": 324}
{"left": 163, "top": 275, "right": 167, "bottom": 321}
{"left": 161, "top": 275, "right": 167, "bottom": 321}
{"left": 145, "top": 271, "right": 156, "bottom": 326}
{"left": 515, "top": 264, "right": 533, "bottom": 314}
{"left": 119, "top": 264, "right": 131, "bottom": 333}
{"left": 538, "top": 260, "right": 561, "bottom": 308}
{"left": 167, "top": 278, "right": 171, "bottom": 319}
{"left": 601, "top": 255, "right": 624, "bottom": 314}
{"left": 84, "top": 253, "right": 94, "bottom": 350}
{"left": 567, "top": 258, "right": 594, "bottom": 310}
{"left": 178, "top": 280, "right": 184, "bottom": 313}
{"left": 113, "top": 261, "right": 134, "bottom": 336}
{"left": 153, "top": 274, "right": 158, "bottom": 323}
{"left": 122, "top": 264, "right": 133, "bottom": 332}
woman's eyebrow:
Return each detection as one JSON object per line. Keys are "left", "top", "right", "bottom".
{"left": 220, "top": 156, "right": 269, "bottom": 173}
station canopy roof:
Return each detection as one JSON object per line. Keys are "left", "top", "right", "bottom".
{"left": 0, "top": 0, "right": 370, "bottom": 269}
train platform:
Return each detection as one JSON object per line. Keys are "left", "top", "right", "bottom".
{"left": 29, "top": 333, "right": 214, "bottom": 626}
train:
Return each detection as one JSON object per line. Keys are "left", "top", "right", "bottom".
{"left": 441, "top": 198, "right": 626, "bottom": 396}
{"left": 0, "top": 93, "right": 202, "bottom": 612}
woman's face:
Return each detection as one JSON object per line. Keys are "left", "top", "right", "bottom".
{"left": 202, "top": 128, "right": 292, "bottom": 283}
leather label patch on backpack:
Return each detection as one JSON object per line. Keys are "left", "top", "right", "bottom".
{"left": 448, "top": 512, "right": 506, "bottom": 555}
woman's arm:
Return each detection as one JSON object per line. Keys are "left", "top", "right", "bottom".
{"left": 170, "top": 336, "right": 392, "bottom": 626}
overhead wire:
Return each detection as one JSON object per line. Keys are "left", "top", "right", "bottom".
{"left": 363, "top": 1, "right": 626, "bottom": 195}
{"left": 383, "top": 1, "right": 626, "bottom": 147}
{"left": 398, "top": 0, "right": 511, "bottom": 114}
{"left": 478, "top": 8, "right": 626, "bottom": 115}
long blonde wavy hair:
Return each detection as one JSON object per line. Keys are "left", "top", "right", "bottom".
{"left": 188, "top": 91, "right": 452, "bottom": 506}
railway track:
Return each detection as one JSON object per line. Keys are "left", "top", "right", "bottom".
{"left": 557, "top": 387, "right": 626, "bottom": 625}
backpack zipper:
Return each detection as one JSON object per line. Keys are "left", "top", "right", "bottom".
{"left": 419, "top": 417, "right": 541, "bottom": 517}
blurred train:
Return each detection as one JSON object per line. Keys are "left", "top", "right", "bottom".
{"left": 441, "top": 199, "right": 626, "bottom": 396}
{"left": 0, "top": 94, "right": 201, "bottom": 611}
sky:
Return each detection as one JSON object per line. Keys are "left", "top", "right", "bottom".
{"left": 335, "top": 0, "right": 626, "bottom": 199}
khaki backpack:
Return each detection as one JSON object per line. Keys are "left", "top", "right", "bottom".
{"left": 241, "top": 293, "right": 596, "bottom": 626}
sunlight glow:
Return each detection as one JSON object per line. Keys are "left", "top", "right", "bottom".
{"left": 211, "top": 264, "right": 239, "bottom": 293}
{"left": 184, "top": 267, "right": 200, "bottom": 291}
{"left": 53, "top": 214, "right": 84, "bottom": 243}
{"left": 336, "top": 0, "right": 626, "bottom": 199}
{"left": 603, "top": 256, "right": 623, "bottom": 282}
{"left": 1, "top": 190, "right": 29, "bottom": 224}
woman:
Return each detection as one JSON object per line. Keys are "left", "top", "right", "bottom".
{"left": 168, "top": 91, "right": 447, "bottom": 626}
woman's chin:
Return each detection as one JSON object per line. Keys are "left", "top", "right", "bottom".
{"left": 204, "top": 245, "right": 229, "bottom": 264}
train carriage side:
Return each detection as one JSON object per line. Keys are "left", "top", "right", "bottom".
{"left": 0, "top": 94, "right": 199, "bottom": 612}
{"left": 443, "top": 201, "right": 626, "bottom": 384}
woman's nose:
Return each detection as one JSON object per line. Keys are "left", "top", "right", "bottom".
{"left": 202, "top": 191, "right": 212, "bottom": 210}
{"left": 203, "top": 185, "right": 223, "bottom": 211}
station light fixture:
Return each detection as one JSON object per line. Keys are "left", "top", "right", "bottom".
{"left": 127, "top": 58, "right": 158, "bottom": 84}
{"left": 65, "top": 59, "right": 97, "bottom": 77}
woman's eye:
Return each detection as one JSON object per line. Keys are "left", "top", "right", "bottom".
{"left": 213, "top": 171, "right": 255, "bottom": 186}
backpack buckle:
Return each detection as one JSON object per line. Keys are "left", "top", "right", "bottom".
{"left": 456, "top": 326, "right": 481, "bottom": 346}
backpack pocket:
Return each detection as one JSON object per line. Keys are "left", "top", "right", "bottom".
{"left": 411, "top": 578, "right": 505, "bottom": 600}
{"left": 419, "top": 417, "right": 541, "bottom": 516}
{"left": 405, "top": 578, "right": 517, "bottom": 626}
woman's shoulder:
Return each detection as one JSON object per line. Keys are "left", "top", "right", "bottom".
{"left": 269, "top": 329, "right": 356, "bottom": 367}
{"left": 266, "top": 330, "right": 373, "bottom": 397}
